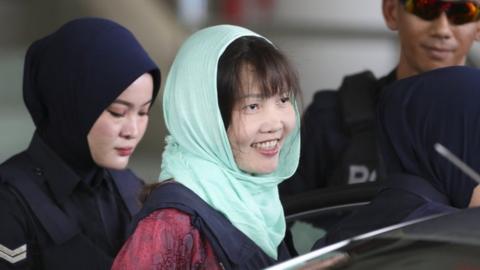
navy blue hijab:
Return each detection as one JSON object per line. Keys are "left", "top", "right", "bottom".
{"left": 378, "top": 66, "right": 480, "bottom": 208}
{"left": 23, "top": 17, "right": 161, "bottom": 176}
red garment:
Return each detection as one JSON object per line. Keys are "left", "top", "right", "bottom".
{"left": 112, "top": 208, "right": 222, "bottom": 270}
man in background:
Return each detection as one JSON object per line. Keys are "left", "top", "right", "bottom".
{"left": 281, "top": 0, "right": 480, "bottom": 196}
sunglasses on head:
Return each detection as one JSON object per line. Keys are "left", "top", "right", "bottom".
{"left": 400, "top": 0, "right": 480, "bottom": 25}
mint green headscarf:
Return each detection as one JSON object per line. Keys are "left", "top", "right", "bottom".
{"left": 159, "top": 25, "right": 300, "bottom": 259}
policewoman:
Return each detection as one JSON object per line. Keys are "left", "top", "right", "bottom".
{"left": 0, "top": 18, "right": 160, "bottom": 269}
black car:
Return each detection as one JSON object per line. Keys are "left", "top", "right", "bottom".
{"left": 269, "top": 206, "right": 480, "bottom": 270}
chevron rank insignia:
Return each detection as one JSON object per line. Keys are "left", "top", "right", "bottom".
{"left": 0, "top": 244, "right": 27, "bottom": 264}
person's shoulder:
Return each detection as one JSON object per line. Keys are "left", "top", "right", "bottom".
{"left": 138, "top": 208, "right": 194, "bottom": 236}
{"left": 377, "top": 69, "right": 397, "bottom": 88}
{"left": 0, "top": 181, "right": 32, "bottom": 227}
{"left": 107, "top": 168, "right": 145, "bottom": 187}
{"left": 0, "top": 152, "right": 32, "bottom": 209}
{"left": 302, "top": 70, "right": 386, "bottom": 134}
{"left": 308, "top": 70, "right": 381, "bottom": 111}
{"left": 146, "top": 208, "right": 191, "bottom": 222}
{"left": 0, "top": 184, "right": 26, "bottom": 211}
{"left": 0, "top": 152, "right": 40, "bottom": 235}
{"left": 113, "top": 208, "right": 209, "bottom": 270}
{"left": 309, "top": 89, "right": 338, "bottom": 111}
{"left": 0, "top": 151, "right": 30, "bottom": 174}
{"left": 0, "top": 185, "right": 30, "bottom": 267}
{"left": 0, "top": 152, "right": 41, "bottom": 217}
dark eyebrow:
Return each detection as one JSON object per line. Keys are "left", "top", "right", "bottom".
{"left": 111, "top": 99, "right": 152, "bottom": 107}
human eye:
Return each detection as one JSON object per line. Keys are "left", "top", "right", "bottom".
{"left": 242, "top": 103, "right": 260, "bottom": 112}
{"left": 107, "top": 104, "right": 128, "bottom": 118}
{"left": 138, "top": 110, "right": 150, "bottom": 117}
{"left": 280, "top": 96, "right": 290, "bottom": 103}
{"left": 108, "top": 109, "right": 126, "bottom": 118}
{"left": 278, "top": 92, "right": 292, "bottom": 105}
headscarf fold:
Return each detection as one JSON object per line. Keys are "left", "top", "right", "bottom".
{"left": 378, "top": 66, "right": 480, "bottom": 208}
{"left": 159, "top": 25, "right": 300, "bottom": 259}
{"left": 23, "top": 17, "right": 161, "bottom": 175}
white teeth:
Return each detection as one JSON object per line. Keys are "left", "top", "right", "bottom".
{"left": 252, "top": 140, "right": 278, "bottom": 150}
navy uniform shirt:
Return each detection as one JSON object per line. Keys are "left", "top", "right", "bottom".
{"left": 0, "top": 134, "right": 143, "bottom": 269}
{"left": 280, "top": 70, "right": 396, "bottom": 196}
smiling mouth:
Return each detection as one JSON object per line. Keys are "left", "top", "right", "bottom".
{"left": 422, "top": 45, "right": 453, "bottom": 60}
{"left": 251, "top": 139, "right": 279, "bottom": 150}
{"left": 251, "top": 139, "right": 282, "bottom": 157}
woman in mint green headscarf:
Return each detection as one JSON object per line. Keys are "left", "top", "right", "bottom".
{"left": 112, "top": 24, "right": 301, "bottom": 270}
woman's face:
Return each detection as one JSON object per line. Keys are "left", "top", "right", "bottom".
{"left": 227, "top": 67, "right": 296, "bottom": 174}
{"left": 87, "top": 73, "right": 153, "bottom": 170}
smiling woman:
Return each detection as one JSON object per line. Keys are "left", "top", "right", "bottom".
{"left": 227, "top": 75, "right": 295, "bottom": 174}
{"left": 112, "top": 25, "right": 301, "bottom": 269}
{"left": 218, "top": 37, "right": 299, "bottom": 175}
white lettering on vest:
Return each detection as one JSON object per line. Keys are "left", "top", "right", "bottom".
{"left": 348, "top": 165, "right": 377, "bottom": 184}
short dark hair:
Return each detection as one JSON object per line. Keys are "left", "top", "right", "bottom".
{"left": 217, "top": 36, "right": 301, "bottom": 128}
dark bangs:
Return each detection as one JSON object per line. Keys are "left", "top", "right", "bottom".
{"left": 217, "top": 36, "right": 300, "bottom": 128}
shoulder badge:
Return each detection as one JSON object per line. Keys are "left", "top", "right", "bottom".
{"left": 0, "top": 244, "right": 26, "bottom": 264}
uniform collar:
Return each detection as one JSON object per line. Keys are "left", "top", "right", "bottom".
{"left": 377, "top": 69, "right": 397, "bottom": 92}
{"left": 384, "top": 68, "right": 397, "bottom": 84}
{"left": 27, "top": 132, "right": 142, "bottom": 216}
{"left": 375, "top": 68, "right": 397, "bottom": 103}
{"left": 27, "top": 132, "right": 82, "bottom": 204}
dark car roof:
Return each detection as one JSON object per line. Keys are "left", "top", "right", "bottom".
{"left": 268, "top": 207, "right": 480, "bottom": 270}
{"left": 385, "top": 207, "right": 480, "bottom": 246}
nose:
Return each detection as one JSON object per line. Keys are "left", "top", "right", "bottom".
{"left": 120, "top": 116, "right": 139, "bottom": 139}
{"left": 429, "top": 12, "right": 453, "bottom": 40}
{"left": 259, "top": 106, "right": 283, "bottom": 134}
